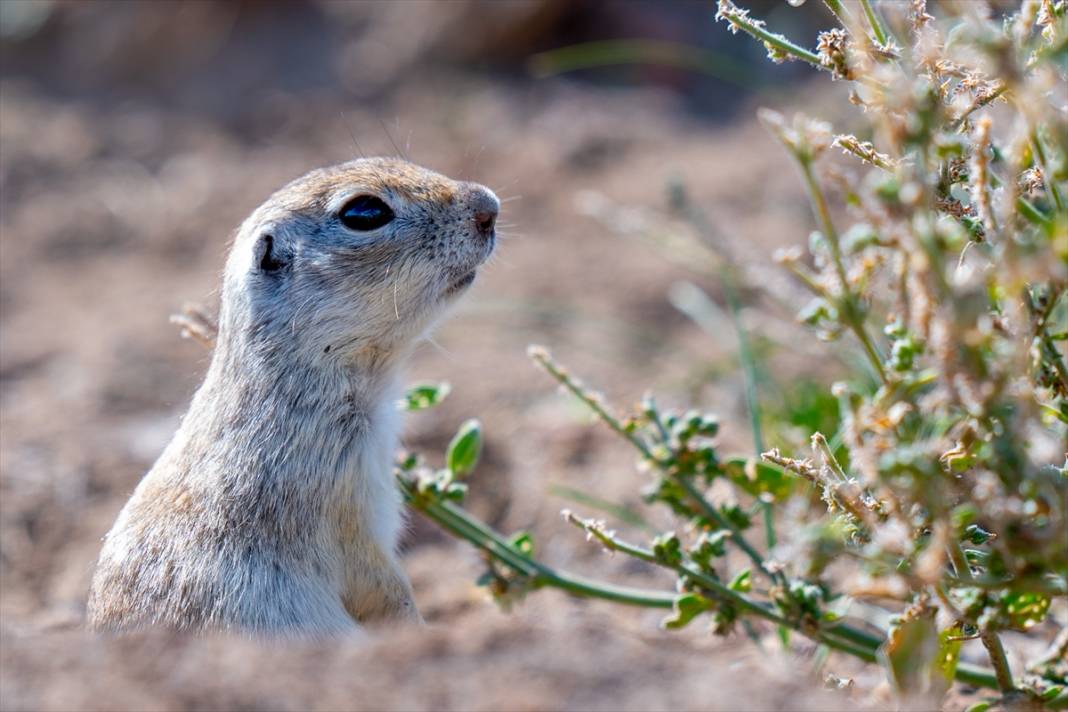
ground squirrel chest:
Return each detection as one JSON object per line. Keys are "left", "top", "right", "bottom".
{"left": 87, "top": 157, "right": 499, "bottom": 636}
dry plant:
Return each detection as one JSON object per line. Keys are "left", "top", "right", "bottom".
{"left": 397, "top": 1, "right": 1067, "bottom": 708}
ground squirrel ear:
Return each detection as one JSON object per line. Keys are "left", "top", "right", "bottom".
{"left": 256, "top": 234, "right": 287, "bottom": 273}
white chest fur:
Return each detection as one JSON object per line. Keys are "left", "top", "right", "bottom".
{"left": 345, "top": 382, "right": 404, "bottom": 554}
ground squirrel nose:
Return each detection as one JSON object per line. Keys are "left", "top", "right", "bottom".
{"left": 468, "top": 185, "right": 499, "bottom": 239}
{"left": 475, "top": 209, "right": 496, "bottom": 238}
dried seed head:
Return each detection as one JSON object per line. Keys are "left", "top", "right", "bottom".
{"left": 1019, "top": 166, "right": 1045, "bottom": 194}
{"left": 527, "top": 344, "right": 551, "bottom": 362}
{"left": 833, "top": 134, "right": 895, "bottom": 170}
{"left": 715, "top": 0, "right": 762, "bottom": 35}
{"left": 773, "top": 246, "right": 804, "bottom": 265}
{"left": 910, "top": 0, "right": 934, "bottom": 34}
{"left": 817, "top": 28, "right": 853, "bottom": 80}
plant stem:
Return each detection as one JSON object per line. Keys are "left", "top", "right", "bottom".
{"left": 720, "top": 266, "right": 775, "bottom": 550}
{"left": 952, "top": 84, "right": 1008, "bottom": 129}
{"left": 562, "top": 511, "right": 1006, "bottom": 687}
{"left": 528, "top": 39, "right": 759, "bottom": 87}
{"left": 529, "top": 347, "right": 657, "bottom": 462}
{"left": 980, "top": 629, "right": 1016, "bottom": 693}
{"left": 1017, "top": 195, "right": 1054, "bottom": 227}
{"left": 796, "top": 157, "right": 889, "bottom": 386}
{"left": 942, "top": 574, "right": 1068, "bottom": 596}
{"left": 811, "top": 432, "right": 847, "bottom": 483}
{"left": 850, "top": 319, "right": 890, "bottom": 386}
{"left": 821, "top": 0, "right": 853, "bottom": 27}
{"left": 716, "top": 1, "right": 823, "bottom": 68}
{"left": 825, "top": 620, "right": 883, "bottom": 651}
{"left": 955, "top": 662, "right": 1002, "bottom": 690}
{"left": 1031, "top": 130, "right": 1065, "bottom": 213}
{"left": 722, "top": 270, "right": 765, "bottom": 459}
{"left": 858, "top": 0, "right": 890, "bottom": 47}
{"left": 949, "top": 539, "right": 974, "bottom": 581}
{"left": 403, "top": 476, "right": 1003, "bottom": 691}
{"left": 567, "top": 512, "right": 870, "bottom": 654}
{"left": 720, "top": 0, "right": 888, "bottom": 90}
{"left": 819, "top": 632, "right": 879, "bottom": 662}
{"left": 798, "top": 159, "right": 846, "bottom": 293}
{"left": 946, "top": 536, "right": 1015, "bottom": 693}
{"left": 404, "top": 484, "right": 678, "bottom": 608}
{"left": 531, "top": 347, "right": 782, "bottom": 585}
{"left": 1031, "top": 286, "right": 1068, "bottom": 393}
{"left": 674, "top": 476, "right": 781, "bottom": 585}
{"left": 781, "top": 261, "right": 830, "bottom": 298}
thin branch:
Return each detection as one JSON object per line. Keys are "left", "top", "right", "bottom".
{"left": 529, "top": 346, "right": 657, "bottom": 462}
{"left": 402, "top": 481, "right": 678, "bottom": 609}
{"left": 561, "top": 511, "right": 999, "bottom": 687}
{"left": 1031, "top": 130, "right": 1065, "bottom": 213}
{"left": 858, "top": 0, "right": 890, "bottom": 47}
{"left": 980, "top": 629, "right": 1016, "bottom": 693}
{"left": 795, "top": 157, "right": 889, "bottom": 386}
{"left": 720, "top": 267, "right": 776, "bottom": 549}
{"left": 716, "top": 0, "right": 823, "bottom": 68}
{"left": 531, "top": 346, "right": 783, "bottom": 586}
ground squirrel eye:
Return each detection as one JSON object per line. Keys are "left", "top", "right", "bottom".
{"left": 339, "top": 195, "right": 394, "bottom": 231}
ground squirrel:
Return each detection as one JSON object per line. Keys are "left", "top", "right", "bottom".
{"left": 87, "top": 158, "right": 499, "bottom": 636}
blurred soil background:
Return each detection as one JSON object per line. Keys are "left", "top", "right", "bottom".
{"left": 0, "top": 1, "right": 933, "bottom": 710}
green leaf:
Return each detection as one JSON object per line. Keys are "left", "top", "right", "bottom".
{"left": 446, "top": 419, "right": 483, "bottom": 476}
{"left": 398, "top": 451, "right": 419, "bottom": 471}
{"left": 937, "top": 623, "right": 963, "bottom": 683}
{"left": 1040, "top": 402, "right": 1068, "bottom": 425}
{"left": 662, "top": 593, "right": 711, "bottom": 629}
{"left": 508, "top": 531, "right": 535, "bottom": 556}
{"left": 963, "top": 702, "right": 992, "bottom": 712}
{"left": 1039, "top": 686, "right": 1064, "bottom": 702}
{"left": 881, "top": 610, "right": 949, "bottom": 697}
{"left": 400, "top": 382, "right": 451, "bottom": 411}
{"left": 963, "top": 524, "right": 995, "bottom": 545}
{"left": 720, "top": 504, "right": 752, "bottom": 530}
{"left": 652, "top": 532, "right": 683, "bottom": 566}
{"left": 729, "top": 569, "right": 752, "bottom": 593}
{"left": 689, "top": 530, "right": 729, "bottom": 569}
{"left": 822, "top": 594, "right": 853, "bottom": 623}
{"left": 444, "top": 482, "right": 468, "bottom": 502}
{"left": 723, "top": 457, "right": 794, "bottom": 501}
{"left": 416, "top": 468, "right": 453, "bottom": 496}
{"left": 999, "top": 590, "right": 1051, "bottom": 629}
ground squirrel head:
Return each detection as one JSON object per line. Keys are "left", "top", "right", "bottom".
{"left": 219, "top": 157, "right": 498, "bottom": 366}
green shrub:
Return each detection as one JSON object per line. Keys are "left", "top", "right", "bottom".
{"left": 400, "top": 1, "right": 1067, "bottom": 706}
